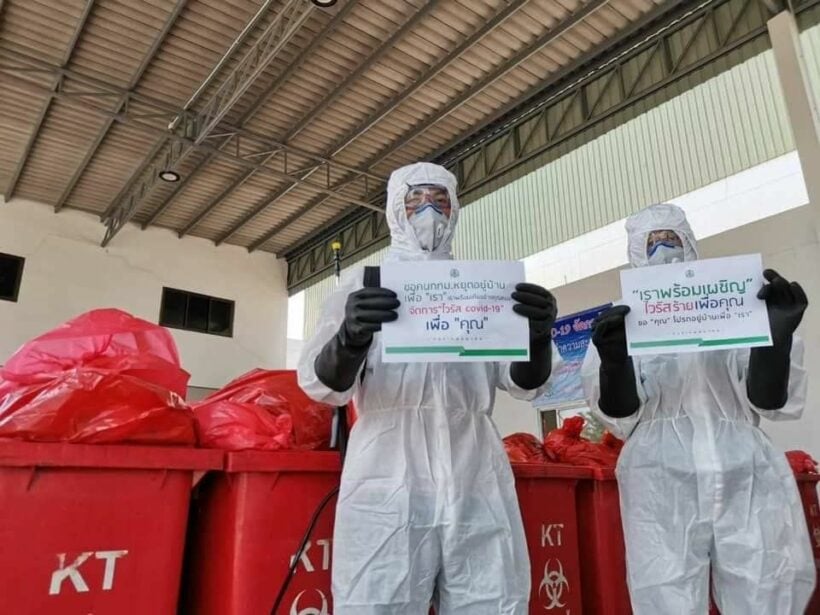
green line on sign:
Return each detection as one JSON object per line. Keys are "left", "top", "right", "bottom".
{"left": 461, "top": 349, "right": 528, "bottom": 357}
{"left": 698, "top": 336, "right": 770, "bottom": 347}
{"left": 631, "top": 336, "right": 770, "bottom": 350}
{"left": 630, "top": 339, "right": 701, "bottom": 348}
{"left": 385, "top": 347, "right": 463, "bottom": 354}
{"left": 384, "top": 346, "right": 529, "bottom": 357}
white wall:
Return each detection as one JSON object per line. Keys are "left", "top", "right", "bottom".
{"left": 492, "top": 390, "right": 543, "bottom": 437}
{"left": 0, "top": 198, "right": 289, "bottom": 390}
{"left": 522, "top": 151, "right": 808, "bottom": 290}
{"left": 494, "top": 204, "right": 820, "bottom": 455}
{"left": 286, "top": 337, "right": 303, "bottom": 369}
{"left": 286, "top": 291, "right": 305, "bottom": 369}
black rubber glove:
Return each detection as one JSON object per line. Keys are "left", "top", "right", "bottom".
{"left": 591, "top": 305, "right": 640, "bottom": 418}
{"left": 748, "top": 269, "right": 808, "bottom": 410}
{"left": 510, "top": 283, "right": 557, "bottom": 390}
{"left": 314, "top": 288, "right": 400, "bottom": 392}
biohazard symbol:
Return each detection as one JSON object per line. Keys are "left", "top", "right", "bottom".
{"left": 289, "top": 589, "right": 329, "bottom": 615}
{"left": 538, "top": 559, "right": 569, "bottom": 610}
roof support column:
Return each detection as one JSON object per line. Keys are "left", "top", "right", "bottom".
{"left": 767, "top": 8, "right": 820, "bottom": 236}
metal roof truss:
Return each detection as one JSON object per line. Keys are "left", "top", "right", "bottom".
{"left": 284, "top": 0, "right": 818, "bottom": 292}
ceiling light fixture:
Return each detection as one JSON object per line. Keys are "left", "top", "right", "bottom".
{"left": 158, "top": 170, "right": 181, "bottom": 182}
{"left": 311, "top": 0, "right": 338, "bottom": 7}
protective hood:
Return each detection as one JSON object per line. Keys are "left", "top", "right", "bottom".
{"left": 625, "top": 203, "right": 698, "bottom": 268}
{"left": 384, "top": 162, "right": 459, "bottom": 263}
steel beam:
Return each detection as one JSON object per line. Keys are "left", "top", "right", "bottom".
{"left": 211, "top": 0, "right": 442, "bottom": 245}
{"left": 330, "top": 0, "right": 531, "bottom": 156}
{"left": 249, "top": 0, "right": 608, "bottom": 251}
{"left": 175, "top": 1, "right": 370, "bottom": 237}
{"left": 140, "top": 149, "right": 218, "bottom": 228}
{"left": 0, "top": 50, "right": 385, "bottom": 226}
{"left": 224, "top": 0, "right": 530, "bottom": 245}
{"left": 192, "top": 0, "right": 313, "bottom": 142}
{"left": 100, "top": 0, "right": 316, "bottom": 245}
{"left": 178, "top": 0, "right": 278, "bottom": 119}
{"left": 177, "top": 152, "right": 274, "bottom": 236}
{"left": 216, "top": 176, "right": 304, "bottom": 245}
{"left": 0, "top": 50, "right": 382, "bottom": 185}
{"left": 54, "top": 0, "right": 188, "bottom": 212}
{"left": 283, "top": 0, "right": 819, "bottom": 291}
{"left": 281, "top": 0, "right": 441, "bottom": 143}
{"left": 370, "top": 0, "right": 612, "bottom": 167}
{"left": 244, "top": 176, "right": 361, "bottom": 250}
{"left": 237, "top": 0, "right": 357, "bottom": 128}
{"left": 177, "top": 167, "right": 257, "bottom": 236}
{"left": 278, "top": 0, "right": 701, "bottom": 260}
{"left": 4, "top": 0, "right": 94, "bottom": 201}
{"left": 141, "top": 0, "right": 357, "bottom": 229}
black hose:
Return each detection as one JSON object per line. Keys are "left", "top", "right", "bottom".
{"left": 336, "top": 404, "right": 349, "bottom": 464}
{"left": 269, "top": 485, "right": 339, "bottom": 614}
{"left": 269, "top": 406, "right": 349, "bottom": 615}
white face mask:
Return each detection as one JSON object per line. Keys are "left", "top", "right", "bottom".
{"left": 410, "top": 207, "right": 448, "bottom": 252}
{"left": 647, "top": 244, "right": 685, "bottom": 265}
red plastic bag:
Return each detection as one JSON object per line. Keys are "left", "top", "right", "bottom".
{"left": 600, "top": 431, "right": 624, "bottom": 453}
{"left": 193, "top": 369, "right": 334, "bottom": 451}
{"left": 0, "top": 366, "right": 194, "bottom": 444}
{"left": 0, "top": 309, "right": 194, "bottom": 445}
{"left": 544, "top": 416, "right": 620, "bottom": 468}
{"left": 785, "top": 450, "right": 818, "bottom": 474}
{"left": 2, "top": 309, "right": 186, "bottom": 396}
{"left": 503, "top": 432, "right": 549, "bottom": 464}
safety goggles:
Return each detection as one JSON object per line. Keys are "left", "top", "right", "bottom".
{"left": 404, "top": 183, "right": 452, "bottom": 219}
{"left": 646, "top": 229, "right": 682, "bottom": 256}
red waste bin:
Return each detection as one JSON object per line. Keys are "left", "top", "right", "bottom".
{"left": 0, "top": 440, "right": 220, "bottom": 615}
{"left": 182, "top": 451, "right": 341, "bottom": 615}
{"left": 578, "top": 470, "right": 820, "bottom": 615}
{"left": 513, "top": 463, "right": 590, "bottom": 614}
{"left": 797, "top": 474, "right": 820, "bottom": 615}
{"left": 576, "top": 467, "right": 631, "bottom": 615}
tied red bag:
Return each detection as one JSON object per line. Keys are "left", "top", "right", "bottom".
{"left": 2, "top": 308, "right": 186, "bottom": 395}
{"left": 0, "top": 309, "right": 194, "bottom": 445}
{"left": 544, "top": 416, "right": 620, "bottom": 468}
{"left": 600, "top": 431, "right": 625, "bottom": 453}
{"left": 503, "top": 432, "right": 550, "bottom": 464}
{"left": 785, "top": 450, "right": 818, "bottom": 474}
{"left": 192, "top": 369, "right": 335, "bottom": 451}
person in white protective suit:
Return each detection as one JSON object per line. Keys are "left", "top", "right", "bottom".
{"left": 298, "top": 162, "right": 559, "bottom": 614}
{"left": 581, "top": 203, "right": 816, "bottom": 614}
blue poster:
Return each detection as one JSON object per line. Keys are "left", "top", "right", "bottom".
{"left": 533, "top": 303, "right": 612, "bottom": 408}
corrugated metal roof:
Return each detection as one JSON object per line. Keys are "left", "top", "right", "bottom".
{"left": 1, "top": 0, "right": 674, "bottom": 252}
{"left": 301, "top": 19, "right": 820, "bottom": 336}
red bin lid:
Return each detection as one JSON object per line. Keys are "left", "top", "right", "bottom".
{"left": 226, "top": 450, "right": 342, "bottom": 473}
{"left": 511, "top": 462, "right": 593, "bottom": 479}
{"left": 0, "top": 441, "right": 223, "bottom": 471}
{"left": 589, "top": 467, "right": 617, "bottom": 480}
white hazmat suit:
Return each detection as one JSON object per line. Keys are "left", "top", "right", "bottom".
{"left": 582, "top": 203, "right": 816, "bottom": 614}
{"left": 298, "top": 162, "right": 556, "bottom": 614}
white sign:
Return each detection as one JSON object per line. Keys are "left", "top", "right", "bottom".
{"left": 620, "top": 254, "right": 771, "bottom": 356}
{"left": 381, "top": 261, "right": 529, "bottom": 363}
